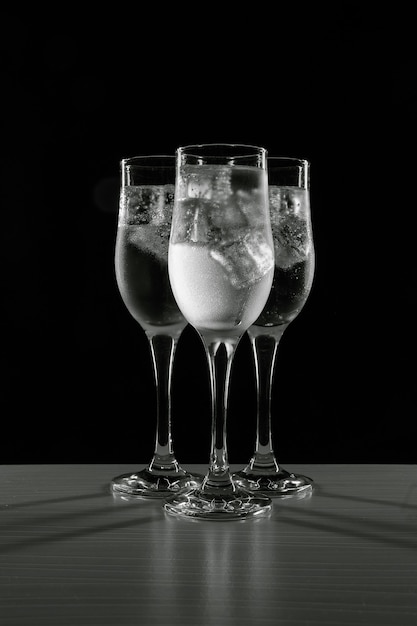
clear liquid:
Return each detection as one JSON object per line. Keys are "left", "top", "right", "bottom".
{"left": 254, "top": 186, "right": 315, "bottom": 326}
{"left": 169, "top": 163, "right": 274, "bottom": 337}
{"left": 115, "top": 185, "right": 185, "bottom": 331}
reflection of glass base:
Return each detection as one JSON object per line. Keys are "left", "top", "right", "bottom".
{"left": 111, "top": 468, "right": 203, "bottom": 499}
{"left": 164, "top": 487, "right": 272, "bottom": 520}
{"left": 232, "top": 467, "right": 313, "bottom": 499}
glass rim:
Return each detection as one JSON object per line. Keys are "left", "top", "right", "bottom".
{"left": 267, "top": 156, "right": 310, "bottom": 189}
{"left": 177, "top": 143, "right": 267, "bottom": 159}
{"left": 268, "top": 156, "right": 310, "bottom": 167}
{"left": 121, "top": 155, "right": 175, "bottom": 168}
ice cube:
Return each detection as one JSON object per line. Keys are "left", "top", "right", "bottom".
{"left": 178, "top": 165, "right": 213, "bottom": 200}
{"left": 274, "top": 214, "right": 310, "bottom": 268}
{"left": 236, "top": 189, "right": 267, "bottom": 230}
{"left": 211, "top": 166, "right": 233, "bottom": 201}
{"left": 120, "top": 185, "right": 172, "bottom": 226}
{"left": 149, "top": 184, "right": 175, "bottom": 226}
{"left": 269, "top": 187, "right": 307, "bottom": 223}
{"left": 210, "top": 230, "right": 274, "bottom": 289}
{"left": 179, "top": 164, "right": 233, "bottom": 202}
{"left": 187, "top": 177, "right": 212, "bottom": 199}
{"left": 121, "top": 184, "right": 175, "bottom": 262}
{"left": 172, "top": 198, "right": 213, "bottom": 244}
{"left": 127, "top": 223, "right": 171, "bottom": 263}
{"left": 211, "top": 197, "right": 249, "bottom": 236}
{"left": 174, "top": 194, "right": 249, "bottom": 245}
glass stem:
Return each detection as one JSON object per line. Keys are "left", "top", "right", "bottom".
{"left": 202, "top": 338, "right": 238, "bottom": 491}
{"left": 248, "top": 324, "right": 288, "bottom": 472}
{"left": 146, "top": 331, "right": 182, "bottom": 473}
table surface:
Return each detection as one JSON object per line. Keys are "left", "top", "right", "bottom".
{"left": 0, "top": 464, "right": 416, "bottom": 626}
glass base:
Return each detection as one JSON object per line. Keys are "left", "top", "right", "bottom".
{"left": 164, "top": 487, "right": 272, "bottom": 520}
{"left": 232, "top": 467, "right": 313, "bottom": 499}
{"left": 111, "top": 467, "right": 203, "bottom": 499}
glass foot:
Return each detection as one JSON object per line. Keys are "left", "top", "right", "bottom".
{"left": 232, "top": 467, "right": 313, "bottom": 499}
{"left": 111, "top": 467, "right": 203, "bottom": 499}
{"left": 164, "top": 487, "right": 272, "bottom": 520}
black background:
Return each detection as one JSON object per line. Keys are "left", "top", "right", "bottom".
{"left": 1, "top": 6, "right": 414, "bottom": 464}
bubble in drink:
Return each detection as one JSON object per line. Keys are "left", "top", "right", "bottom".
{"left": 184, "top": 165, "right": 233, "bottom": 201}
{"left": 172, "top": 164, "right": 273, "bottom": 287}
{"left": 269, "top": 186, "right": 311, "bottom": 268}
{"left": 254, "top": 185, "right": 315, "bottom": 327}
{"left": 169, "top": 242, "right": 273, "bottom": 333}
{"left": 169, "top": 164, "right": 274, "bottom": 334}
{"left": 116, "top": 184, "right": 184, "bottom": 329}
{"left": 120, "top": 185, "right": 174, "bottom": 228}
{"left": 119, "top": 185, "right": 175, "bottom": 260}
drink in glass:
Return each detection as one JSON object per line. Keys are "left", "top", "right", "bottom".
{"left": 111, "top": 155, "right": 201, "bottom": 498}
{"left": 165, "top": 144, "right": 275, "bottom": 520}
{"left": 233, "top": 157, "right": 315, "bottom": 497}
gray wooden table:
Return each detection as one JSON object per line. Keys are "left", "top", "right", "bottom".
{"left": 0, "top": 464, "right": 416, "bottom": 625}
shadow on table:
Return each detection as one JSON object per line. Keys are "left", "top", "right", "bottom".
{"left": 0, "top": 482, "right": 416, "bottom": 555}
{"left": 316, "top": 486, "right": 417, "bottom": 511}
{"left": 0, "top": 483, "right": 163, "bottom": 555}
{"left": 272, "top": 483, "right": 417, "bottom": 552}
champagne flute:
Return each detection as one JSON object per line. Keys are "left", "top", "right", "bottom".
{"left": 165, "top": 144, "right": 275, "bottom": 520}
{"left": 111, "top": 155, "right": 201, "bottom": 498}
{"left": 233, "top": 157, "right": 315, "bottom": 497}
